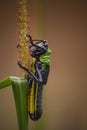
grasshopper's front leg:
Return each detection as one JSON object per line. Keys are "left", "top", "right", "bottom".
{"left": 18, "top": 61, "right": 39, "bottom": 82}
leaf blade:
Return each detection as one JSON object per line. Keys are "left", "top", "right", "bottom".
{"left": 0, "top": 77, "right": 11, "bottom": 89}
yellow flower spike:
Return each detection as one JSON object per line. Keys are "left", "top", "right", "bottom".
{"left": 18, "top": 0, "right": 30, "bottom": 76}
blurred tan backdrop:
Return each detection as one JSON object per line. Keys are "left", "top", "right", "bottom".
{"left": 0, "top": 0, "right": 87, "bottom": 130}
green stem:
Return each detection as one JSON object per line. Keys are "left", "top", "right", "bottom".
{"left": 0, "top": 76, "right": 29, "bottom": 130}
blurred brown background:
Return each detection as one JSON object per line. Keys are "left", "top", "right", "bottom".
{"left": 0, "top": 0, "right": 87, "bottom": 130}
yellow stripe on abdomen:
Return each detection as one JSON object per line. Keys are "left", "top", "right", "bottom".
{"left": 28, "top": 80, "right": 35, "bottom": 114}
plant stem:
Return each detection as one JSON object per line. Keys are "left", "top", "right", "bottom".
{"left": 0, "top": 76, "right": 29, "bottom": 130}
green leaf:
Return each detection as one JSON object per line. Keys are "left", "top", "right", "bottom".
{"left": 0, "top": 77, "right": 11, "bottom": 89}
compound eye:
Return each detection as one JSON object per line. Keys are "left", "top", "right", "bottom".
{"left": 37, "top": 42, "right": 43, "bottom": 46}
